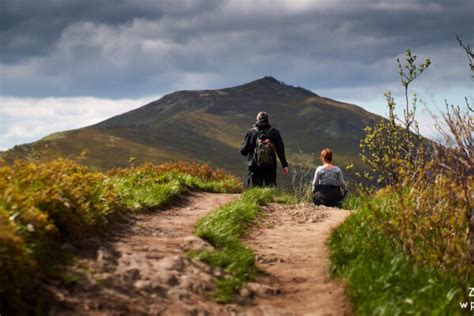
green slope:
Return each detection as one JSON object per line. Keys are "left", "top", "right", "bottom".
{"left": 1, "top": 76, "right": 381, "bottom": 181}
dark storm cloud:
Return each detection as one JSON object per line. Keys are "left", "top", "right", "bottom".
{"left": 1, "top": 0, "right": 473, "bottom": 98}
{"left": 0, "top": 0, "right": 220, "bottom": 62}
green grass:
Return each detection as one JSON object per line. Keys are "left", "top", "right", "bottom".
{"left": 192, "top": 188, "right": 276, "bottom": 303}
{"left": 340, "top": 192, "right": 365, "bottom": 210}
{"left": 328, "top": 201, "right": 469, "bottom": 315}
{"left": 0, "top": 160, "right": 242, "bottom": 315}
{"left": 112, "top": 175, "right": 188, "bottom": 210}
{"left": 272, "top": 189, "right": 299, "bottom": 204}
{"left": 111, "top": 166, "right": 242, "bottom": 211}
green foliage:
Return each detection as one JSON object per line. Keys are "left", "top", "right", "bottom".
{"left": 354, "top": 47, "right": 473, "bottom": 275}
{"left": 0, "top": 159, "right": 122, "bottom": 255}
{"left": 331, "top": 46, "right": 473, "bottom": 315}
{"left": 193, "top": 188, "right": 275, "bottom": 302}
{"left": 356, "top": 49, "right": 431, "bottom": 191}
{"left": 397, "top": 48, "right": 431, "bottom": 89}
{"left": 0, "top": 159, "right": 242, "bottom": 314}
{"left": 375, "top": 182, "right": 471, "bottom": 277}
{"left": 456, "top": 35, "right": 474, "bottom": 77}
{"left": 329, "top": 199, "right": 469, "bottom": 315}
{"left": 340, "top": 192, "right": 364, "bottom": 210}
{"left": 0, "top": 159, "right": 123, "bottom": 312}
{"left": 0, "top": 210, "right": 37, "bottom": 310}
{"left": 272, "top": 190, "right": 299, "bottom": 204}
{"left": 108, "top": 162, "right": 242, "bottom": 210}
{"left": 112, "top": 173, "right": 187, "bottom": 210}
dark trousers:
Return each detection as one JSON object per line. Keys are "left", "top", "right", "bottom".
{"left": 313, "top": 184, "right": 346, "bottom": 207}
{"left": 250, "top": 165, "right": 277, "bottom": 187}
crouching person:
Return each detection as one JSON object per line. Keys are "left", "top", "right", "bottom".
{"left": 312, "top": 148, "right": 347, "bottom": 207}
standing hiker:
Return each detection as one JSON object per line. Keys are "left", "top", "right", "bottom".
{"left": 240, "top": 111, "right": 288, "bottom": 186}
{"left": 312, "top": 148, "right": 348, "bottom": 207}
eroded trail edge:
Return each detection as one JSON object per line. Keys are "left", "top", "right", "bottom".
{"left": 241, "top": 203, "right": 352, "bottom": 316}
{"left": 50, "top": 192, "right": 239, "bottom": 315}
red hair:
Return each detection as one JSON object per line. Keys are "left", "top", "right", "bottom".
{"left": 320, "top": 148, "right": 333, "bottom": 163}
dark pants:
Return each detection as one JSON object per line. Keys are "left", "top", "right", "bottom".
{"left": 313, "top": 184, "right": 346, "bottom": 207}
{"left": 250, "top": 165, "right": 277, "bottom": 187}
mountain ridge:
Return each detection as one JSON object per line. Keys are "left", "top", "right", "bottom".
{"left": 1, "top": 76, "right": 381, "bottom": 182}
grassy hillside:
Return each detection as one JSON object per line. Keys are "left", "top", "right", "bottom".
{"left": 0, "top": 159, "right": 241, "bottom": 314}
{"left": 1, "top": 77, "right": 381, "bottom": 181}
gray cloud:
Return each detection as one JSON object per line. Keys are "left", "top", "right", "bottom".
{"left": 1, "top": 0, "right": 473, "bottom": 98}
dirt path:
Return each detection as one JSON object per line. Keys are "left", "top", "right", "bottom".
{"left": 49, "top": 194, "right": 351, "bottom": 315}
{"left": 50, "top": 192, "right": 239, "bottom": 315}
{"left": 241, "top": 203, "right": 352, "bottom": 316}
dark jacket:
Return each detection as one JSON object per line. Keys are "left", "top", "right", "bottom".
{"left": 240, "top": 119, "right": 288, "bottom": 169}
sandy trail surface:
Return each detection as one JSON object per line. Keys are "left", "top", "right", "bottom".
{"left": 240, "top": 203, "right": 352, "bottom": 316}
{"left": 48, "top": 194, "right": 351, "bottom": 315}
{"left": 49, "top": 192, "right": 239, "bottom": 315}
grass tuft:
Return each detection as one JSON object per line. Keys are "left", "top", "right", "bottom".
{"left": 193, "top": 187, "right": 275, "bottom": 302}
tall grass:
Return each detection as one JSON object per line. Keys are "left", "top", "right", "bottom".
{"left": 109, "top": 162, "right": 242, "bottom": 210}
{"left": 329, "top": 192, "right": 471, "bottom": 315}
{"left": 0, "top": 159, "right": 242, "bottom": 314}
{"left": 329, "top": 48, "right": 473, "bottom": 315}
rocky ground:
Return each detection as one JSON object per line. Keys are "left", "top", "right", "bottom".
{"left": 243, "top": 203, "right": 352, "bottom": 315}
{"left": 48, "top": 193, "right": 238, "bottom": 315}
{"left": 47, "top": 193, "right": 351, "bottom": 315}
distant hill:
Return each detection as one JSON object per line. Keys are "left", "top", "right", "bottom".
{"left": 1, "top": 76, "right": 381, "bottom": 183}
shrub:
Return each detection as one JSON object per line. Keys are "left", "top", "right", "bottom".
{"left": 0, "top": 159, "right": 124, "bottom": 312}
{"left": 330, "top": 44, "right": 473, "bottom": 315}
{"left": 0, "top": 209, "right": 37, "bottom": 310}
{"left": 349, "top": 47, "right": 473, "bottom": 275}
{"left": 376, "top": 177, "right": 471, "bottom": 278}
{"left": 0, "top": 159, "right": 122, "bottom": 256}
{"left": 0, "top": 159, "right": 242, "bottom": 313}
{"left": 353, "top": 49, "right": 431, "bottom": 191}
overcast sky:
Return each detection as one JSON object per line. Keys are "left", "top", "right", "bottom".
{"left": 1, "top": 0, "right": 473, "bottom": 150}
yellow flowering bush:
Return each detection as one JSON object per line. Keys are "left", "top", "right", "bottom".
{"left": 0, "top": 158, "right": 242, "bottom": 312}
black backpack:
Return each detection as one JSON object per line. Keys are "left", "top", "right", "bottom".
{"left": 253, "top": 127, "right": 275, "bottom": 167}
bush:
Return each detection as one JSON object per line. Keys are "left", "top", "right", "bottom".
{"left": 330, "top": 45, "right": 473, "bottom": 315}
{"left": 0, "top": 159, "right": 123, "bottom": 312}
{"left": 0, "top": 159, "right": 122, "bottom": 254}
{"left": 0, "top": 159, "right": 242, "bottom": 313}
{"left": 375, "top": 178, "right": 471, "bottom": 278}
{"left": 0, "top": 210, "right": 37, "bottom": 310}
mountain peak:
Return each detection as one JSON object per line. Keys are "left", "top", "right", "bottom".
{"left": 247, "top": 76, "right": 284, "bottom": 86}
{"left": 238, "top": 76, "right": 317, "bottom": 97}
{"left": 257, "top": 76, "right": 282, "bottom": 84}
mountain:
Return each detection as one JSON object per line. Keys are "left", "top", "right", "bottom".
{"left": 1, "top": 76, "right": 381, "bottom": 181}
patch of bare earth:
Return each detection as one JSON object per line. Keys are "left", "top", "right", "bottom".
{"left": 240, "top": 203, "right": 352, "bottom": 316}
{"left": 47, "top": 194, "right": 351, "bottom": 316}
{"left": 48, "top": 192, "right": 240, "bottom": 315}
